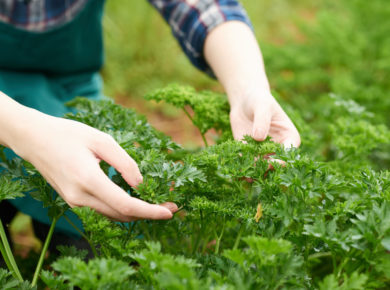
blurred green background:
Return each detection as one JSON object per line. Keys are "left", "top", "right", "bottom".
{"left": 102, "top": 0, "right": 321, "bottom": 146}
{"left": 102, "top": 0, "right": 390, "bottom": 151}
{"left": 103, "top": 0, "right": 317, "bottom": 97}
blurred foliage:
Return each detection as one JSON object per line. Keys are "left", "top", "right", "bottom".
{"left": 103, "top": 0, "right": 390, "bottom": 167}
{"left": 102, "top": 0, "right": 318, "bottom": 97}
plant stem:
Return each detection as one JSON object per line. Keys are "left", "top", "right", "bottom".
{"left": 233, "top": 225, "right": 244, "bottom": 250}
{"left": 201, "top": 233, "right": 212, "bottom": 254}
{"left": 140, "top": 222, "right": 152, "bottom": 240}
{"left": 304, "top": 237, "right": 309, "bottom": 261}
{"left": 129, "top": 221, "right": 138, "bottom": 237}
{"left": 64, "top": 215, "right": 98, "bottom": 258}
{"left": 31, "top": 217, "right": 58, "bottom": 287}
{"left": 182, "top": 108, "right": 209, "bottom": 147}
{"left": 0, "top": 220, "right": 23, "bottom": 281}
{"left": 200, "top": 133, "right": 209, "bottom": 148}
{"left": 214, "top": 223, "right": 226, "bottom": 255}
{"left": 331, "top": 252, "right": 337, "bottom": 274}
{"left": 336, "top": 257, "right": 350, "bottom": 278}
{"left": 0, "top": 241, "right": 14, "bottom": 278}
{"left": 191, "top": 223, "right": 203, "bottom": 255}
{"left": 307, "top": 251, "right": 332, "bottom": 261}
{"left": 192, "top": 211, "right": 204, "bottom": 254}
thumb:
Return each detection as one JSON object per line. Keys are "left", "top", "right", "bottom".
{"left": 251, "top": 105, "right": 272, "bottom": 141}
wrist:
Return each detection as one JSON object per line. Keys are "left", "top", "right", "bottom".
{"left": 227, "top": 85, "right": 273, "bottom": 109}
{"left": 0, "top": 93, "right": 49, "bottom": 158}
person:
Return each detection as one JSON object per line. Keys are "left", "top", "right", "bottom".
{"left": 0, "top": 0, "right": 300, "bottom": 248}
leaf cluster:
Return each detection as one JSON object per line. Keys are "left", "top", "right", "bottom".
{"left": 145, "top": 83, "right": 231, "bottom": 135}
{"left": 1, "top": 78, "right": 390, "bottom": 289}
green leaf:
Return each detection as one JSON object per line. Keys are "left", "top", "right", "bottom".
{"left": 0, "top": 269, "right": 35, "bottom": 290}
{"left": 145, "top": 84, "right": 231, "bottom": 135}
{"left": 319, "top": 272, "right": 368, "bottom": 290}
{"left": 381, "top": 236, "right": 390, "bottom": 251}
{"left": 0, "top": 175, "right": 25, "bottom": 202}
{"left": 52, "top": 257, "right": 135, "bottom": 289}
{"left": 40, "top": 270, "right": 70, "bottom": 290}
{"left": 56, "top": 245, "right": 88, "bottom": 260}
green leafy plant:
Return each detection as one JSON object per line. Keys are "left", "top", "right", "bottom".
{"left": 1, "top": 79, "right": 390, "bottom": 288}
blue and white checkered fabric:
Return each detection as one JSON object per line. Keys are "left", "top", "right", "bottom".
{"left": 0, "top": 0, "right": 88, "bottom": 31}
{"left": 149, "top": 0, "right": 252, "bottom": 73}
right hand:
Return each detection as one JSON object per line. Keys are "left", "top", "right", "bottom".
{"left": 229, "top": 91, "right": 301, "bottom": 148}
{"left": 7, "top": 108, "right": 178, "bottom": 222}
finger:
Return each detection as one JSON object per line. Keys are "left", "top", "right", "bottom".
{"left": 281, "top": 128, "right": 301, "bottom": 148}
{"left": 160, "top": 202, "right": 179, "bottom": 214}
{"left": 90, "top": 169, "right": 173, "bottom": 220}
{"left": 127, "top": 202, "right": 178, "bottom": 221}
{"left": 277, "top": 123, "right": 301, "bottom": 148}
{"left": 92, "top": 133, "right": 143, "bottom": 187}
{"left": 230, "top": 110, "right": 251, "bottom": 141}
{"left": 252, "top": 104, "right": 272, "bottom": 141}
{"left": 68, "top": 191, "right": 137, "bottom": 222}
{"left": 268, "top": 106, "right": 301, "bottom": 148}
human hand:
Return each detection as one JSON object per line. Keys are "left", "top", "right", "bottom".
{"left": 7, "top": 109, "right": 178, "bottom": 222}
{"left": 203, "top": 21, "right": 300, "bottom": 147}
{"left": 229, "top": 92, "right": 301, "bottom": 148}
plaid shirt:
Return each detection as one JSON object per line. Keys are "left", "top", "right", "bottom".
{"left": 0, "top": 0, "right": 251, "bottom": 73}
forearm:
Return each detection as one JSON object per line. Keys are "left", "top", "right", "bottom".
{"left": 0, "top": 91, "right": 42, "bottom": 152}
{"left": 204, "top": 21, "right": 271, "bottom": 107}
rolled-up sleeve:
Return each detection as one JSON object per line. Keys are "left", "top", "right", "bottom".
{"left": 148, "top": 0, "right": 252, "bottom": 76}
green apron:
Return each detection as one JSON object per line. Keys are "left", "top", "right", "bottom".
{"left": 0, "top": 0, "right": 106, "bottom": 237}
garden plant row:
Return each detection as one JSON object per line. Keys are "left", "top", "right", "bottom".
{"left": 0, "top": 82, "right": 390, "bottom": 289}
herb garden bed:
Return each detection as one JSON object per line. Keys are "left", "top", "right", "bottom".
{"left": 1, "top": 83, "right": 390, "bottom": 289}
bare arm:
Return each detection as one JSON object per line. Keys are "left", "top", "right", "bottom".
{"left": 0, "top": 91, "right": 177, "bottom": 221}
{"left": 204, "top": 21, "right": 300, "bottom": 147}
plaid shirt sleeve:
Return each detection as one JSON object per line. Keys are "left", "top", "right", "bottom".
{"left": 148, "top": 0, "right": 252, "bottom": 76}
{"left": 0, "top": 0, "right": 88, "bottom": 32}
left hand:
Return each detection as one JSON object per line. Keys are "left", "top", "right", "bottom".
{"left": 229, "top": 92, "right": 301, "bottom": 148}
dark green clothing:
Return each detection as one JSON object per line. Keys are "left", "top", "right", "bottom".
{"left": 0, "top": 0, "right": 106, "bottom": 236}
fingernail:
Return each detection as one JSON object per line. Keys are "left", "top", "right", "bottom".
{"left": 160, "top": 202, "right": 179, "bottom": 213}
